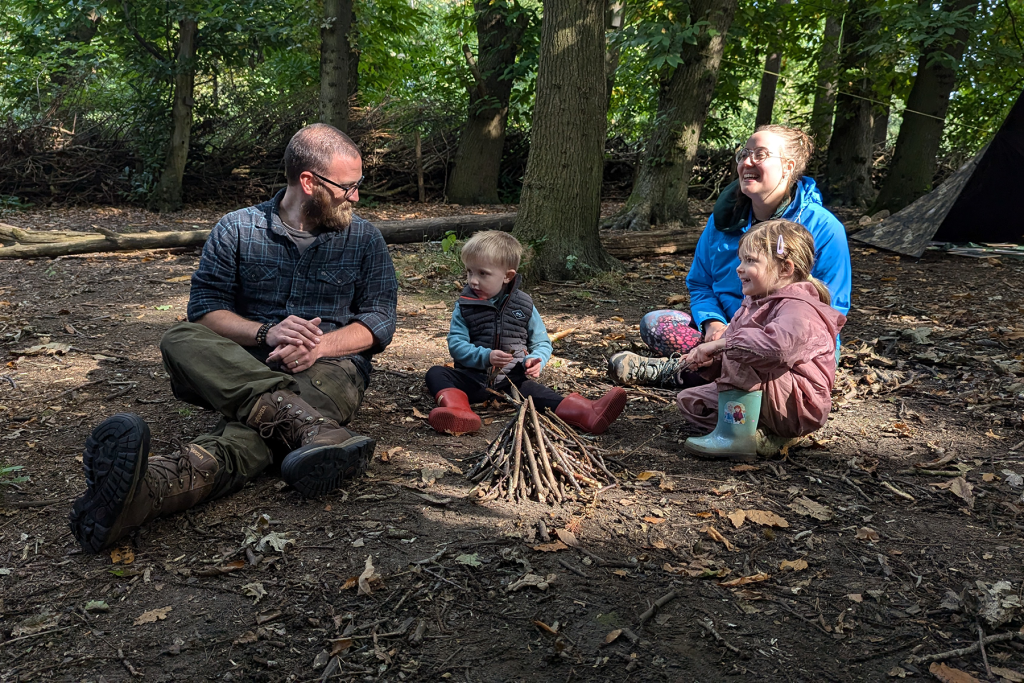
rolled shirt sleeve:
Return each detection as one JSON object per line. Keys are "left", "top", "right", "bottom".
{"left": 351, "top": 229, "right": 398, "bottom": 351}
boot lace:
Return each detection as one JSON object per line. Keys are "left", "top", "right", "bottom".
{"left": 256, "top": 399, "right": 323, "bottom": 445}
{"left": 144, "top": 441, "right": 212, "bottom": 507}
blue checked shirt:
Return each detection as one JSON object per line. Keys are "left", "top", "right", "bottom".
{"left": 187, "top": 191, "right": 398, "bottom": 375}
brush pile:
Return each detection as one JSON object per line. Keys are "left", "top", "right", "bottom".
{"left": 466, "top": 392, "right": 618, "bottom": 505}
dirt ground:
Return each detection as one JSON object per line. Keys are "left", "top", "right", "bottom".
{"left": 1, "top": 201, "right": 1023, "bottom": 683}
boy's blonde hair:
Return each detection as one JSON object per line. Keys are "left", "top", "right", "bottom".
{"left": 738, "top": 219, "right": 830, "bottom": 305}
{"left": 460, "top": 230, "right": 522, "bottom": 270}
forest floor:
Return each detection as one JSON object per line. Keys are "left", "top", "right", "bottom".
{"left": 1, "top": 200, "right": 1023, "bottom": 683}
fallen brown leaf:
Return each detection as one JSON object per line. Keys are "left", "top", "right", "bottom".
{"left": 555, "top": 529, "right": 579, "bottom": 547}
{"left": 134, "top": 606, "right": 172, "bottom": 625}
{"left": 720, "top": 572, "right": 769, "bottom": 587}
{"left": 991, "top": 666, "right": 1024, "bottom": 682}
{"left": 643, "top": 516, "right": 667, "bottom": 524}
{"left": 411, "top": 407, "right": 429, "bottom": 420}
{"left": 604, "top": 629, "right": 622, "bottom": 644}
{"left": 329, "top": 637, "right": 353, "bottom": 656}
{"left": 533, "top": 620, "right": 559, "bottom": 635}
{"left": 730, "top": 464, "right": 760, "bottom": 472}
{"left": 532, "top": 541, "right": 569, "bottom": 552}
{"left": 856, "top": 527, "right": 880, "bottom": 542}
{"left": 111, "top": 546, "right": 134, "bottom": 565}
{"left": 704, "top": 526, "right": 735, "bottom": 551}
{"left": 743, "top": 510, "right": 790, "bottom": 528}
{"left": 727, "top": 510, "right": 746, "bottom": 528}
{"left": 780, "top": 558, "right": 808, "bottom": 572}
{"left": 928, "top": 662, "right": 980, "bottom": 683}
{"left": 357, "top": 555, "right": 377, "bottom": 596}
{"left": 636, "top": 471, "right": 661, "bottom": 481}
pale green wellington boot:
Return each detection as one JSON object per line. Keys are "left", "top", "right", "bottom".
{"left": 684, "top": 389, "right": 762, "bottom": 463}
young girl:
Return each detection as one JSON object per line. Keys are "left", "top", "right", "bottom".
{"left": 677, "top": 219, "right": 846, "bottom": 462}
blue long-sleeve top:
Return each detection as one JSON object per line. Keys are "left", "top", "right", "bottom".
{"left": 447, "top": 301, "right": 553, "bottom": 372}
{"left": 686, "top": 176, "right": 852, "bottom": 330}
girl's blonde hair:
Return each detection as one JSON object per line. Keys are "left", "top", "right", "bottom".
{"left": 738, "top": 219, "right": 830, "bottom": 305}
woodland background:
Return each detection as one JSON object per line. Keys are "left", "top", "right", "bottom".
{"left": 1, "top": 0, "right": 1022, "bottom": 277}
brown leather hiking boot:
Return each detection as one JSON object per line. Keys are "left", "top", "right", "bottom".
{"left": 70, "top": 413, "right": 219, "bottom": 553}
{"left": 246, "top": 389, "right": 374, "bottom": 497}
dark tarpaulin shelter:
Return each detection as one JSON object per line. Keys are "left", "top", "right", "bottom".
{"left": 853, "top": 88, "right": 1024, "bottom": 257}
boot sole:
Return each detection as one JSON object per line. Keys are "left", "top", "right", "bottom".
{"left": 428, "top": 407, "right": 481, "bottom": 435}
{"left": 684, "top": 441, "right": 757, "bottom": 463}
{"left": 68, "top": 413, "right": 150, "bottom": 553}
{"left": 281, "top": 436, "right": 375, "bottom": 497}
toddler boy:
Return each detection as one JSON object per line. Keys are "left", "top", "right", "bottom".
{"left": 425, "top": 231, "right": 626, "bottom": 435}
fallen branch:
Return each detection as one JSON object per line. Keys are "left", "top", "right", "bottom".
{"left": 905, "top": 631, "right": 1021, "bottom": 665}
{"left": 638, "top": 589, "right": 681, "bottom": 626}
{"left": 881, "top": 480, "right": 916, "bottom": 502}
{"left": 0, "top": 217, "right": 698, "bottom": 259}
{"left": 698, "top": 618, "right": 742, "bottom": 655}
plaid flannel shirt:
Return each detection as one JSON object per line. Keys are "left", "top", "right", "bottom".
{"left": 187, "top": 191, "right": 398, "bottom": 377}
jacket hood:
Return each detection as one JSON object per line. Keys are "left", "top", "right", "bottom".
{"left": 712, "top": 177, "right": 824, "bottom": 234}
{"left": 749, "top": 281, "right": 846, "bottom": 337}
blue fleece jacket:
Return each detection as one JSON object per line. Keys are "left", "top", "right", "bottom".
{"left": 686, "top": 176, "right": 852, "bottom": 330}
{"left": 448, "top": 301, "right": 553, "bottom": 372}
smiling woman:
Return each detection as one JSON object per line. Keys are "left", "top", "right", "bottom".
{"left": 607, "top": 124, "right": 853, "bottom": 391}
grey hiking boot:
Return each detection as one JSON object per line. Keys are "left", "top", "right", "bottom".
{"left": 607, "top": 351, "right": 686, "bottom": 387}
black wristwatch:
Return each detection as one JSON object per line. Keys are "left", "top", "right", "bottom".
{"left": 255, "top": 322, "right": 272, "bottom": 347}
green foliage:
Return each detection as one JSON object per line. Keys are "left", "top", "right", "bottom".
{"left": 440, "top": 230, "right": 459, "bottom": 255}
{"left": 0, "top": 464, "right": 29, "bottom": 500}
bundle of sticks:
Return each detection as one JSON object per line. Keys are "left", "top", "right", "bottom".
{"left": 465, "top": 389, "right": 618, "bottom": 504}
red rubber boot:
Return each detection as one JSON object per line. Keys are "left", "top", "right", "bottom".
{"left": 429, "top": 388, "right": 482, "bottom": 435}
{"left": 554, "top": 387, "right": 627, "bottom": 435}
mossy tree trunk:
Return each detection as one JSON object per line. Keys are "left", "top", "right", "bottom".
{"left": 604, "top": 0, "right": 739, "bottom": 231}
{"left": 809, "top": 10, "right": 844, "bottom": 155}
{"left": 150, "top": 18, "right": 197, "bottom": 213}
{"left": 754, "top": 0, "right": 791, "bottom": 128}
{"left": 447, "top": 1, "right": 529, "bottom": 205}
{"left": 824, "top": 0, "right": 879, "bottom": 208}
{"left": 512, "top": 0, "right": 614, "bottom": 280}
{"left": 872, "top": 0, "right": 977, "bottom": 213}
{"left": 320, "top": 0, "right": 354, "bottom": 133}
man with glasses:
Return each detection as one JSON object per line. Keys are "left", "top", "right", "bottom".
{"left": 69, "top": 123, "right": 398, "bottom": 553}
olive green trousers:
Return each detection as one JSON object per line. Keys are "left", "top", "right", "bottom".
{"left": 160, "top": 323, "right": 366, "bottom": 500}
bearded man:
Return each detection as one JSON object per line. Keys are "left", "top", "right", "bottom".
{"left": 69, "top": 124, "right": 398, "bottom": 553}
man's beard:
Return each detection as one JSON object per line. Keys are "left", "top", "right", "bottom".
{"left": 302, "top": 185, "right": 353, "bottom": 233}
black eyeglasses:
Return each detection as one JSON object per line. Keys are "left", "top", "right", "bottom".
{"left": 311, "top": 172, "right": 364, "bottom": 200}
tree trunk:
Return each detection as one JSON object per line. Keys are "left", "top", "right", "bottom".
{"left": 605, "top": 0, "right": 739, "bottom": 230}
{"left": 320, "top": 0, "right": 354, "bottom": 133}
{"left": 824, "top": 0, "right": 877, "bottom": 207}
{"left": 512, "top": 0, "right": 613, "bottom": 280}
{"left": 810, "top": 11, "right": 843, "bottom": 152}
{"left": 872, "top": 0, "right": 977, "bottom": 213}
{"left": 754, "top": 0, "right": 791, "bottom": 128}
{"left": 348, "top": 5, "right": 360, "bottom": 99}
{"left": 150, "top": 19, "right": 197, "bottom": 213}
{"left": 873, "top": 100, "right": 890, "bottom": 147}
{"left": 447, "top": 1, "right": 529, "bottom": 205}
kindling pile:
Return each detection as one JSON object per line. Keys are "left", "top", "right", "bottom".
{"left": 465, "top": 391, "right": 618, "bottom": 504}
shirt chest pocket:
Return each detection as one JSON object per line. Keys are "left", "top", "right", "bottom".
{"left": 316, "top": 268, "right": 358, "bottom": 305}
{"left": 239, "top": 264, "right": 279, "bottom": 302}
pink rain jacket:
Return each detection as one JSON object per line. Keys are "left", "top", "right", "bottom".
{"left": 677, "top": 281, "right": 847, "bottom": 438}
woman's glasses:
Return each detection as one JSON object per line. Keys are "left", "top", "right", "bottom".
{"left": 735, "top": 147, "right": 780, "bottom": 165}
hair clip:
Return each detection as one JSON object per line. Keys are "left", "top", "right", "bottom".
{"left": 777, "top": 235, "right": 785, "bottom": 256}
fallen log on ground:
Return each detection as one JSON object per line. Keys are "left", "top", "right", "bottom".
{"left": 0, "top": 216, "right": 697, "bottom": 259}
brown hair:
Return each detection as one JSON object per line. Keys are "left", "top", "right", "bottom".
{"left": 283, "top": 123, "right": 361, "bottom": 185}
{"left": 738, "top": 219, "right": 830, "bottom": 304}
{"left": 754, "top": 124, "right": 814, "bottom": 183}
{"left": 461, "top": 230, "right": 523, "bottom": 271}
